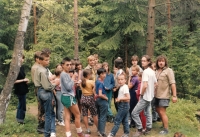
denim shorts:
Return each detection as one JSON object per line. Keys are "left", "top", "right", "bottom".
{"left": 61, "top": 95, "right": 77, "bottom": 108}
{"left": 154, "top": 98, "right": 170, "bottom": 107}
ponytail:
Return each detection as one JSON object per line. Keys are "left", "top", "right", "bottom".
{"left": 81, "top": 69, "right": 92, "bottom": 88}
{"left": 81, "top": 78, "right": 86, "bottom": 88}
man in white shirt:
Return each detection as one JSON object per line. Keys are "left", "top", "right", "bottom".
{"left": 132, "top": 55, "right": 157, "bottom": 137}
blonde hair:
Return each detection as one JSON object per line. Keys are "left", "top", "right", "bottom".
{"left": 87, "top": 55, "right": 95, "bottom": 62}
{"left": 132, "top": 65, "right": 140, "bottom": 72}
{"left": 93, "top": 54, "right": 99, "bottom": 59}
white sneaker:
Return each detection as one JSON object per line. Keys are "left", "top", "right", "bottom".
{"left": 50, "top": 132, "right": 56, "bottom": 137}
{"left": 57, "top": 121, "right": 65, "bottom": 126}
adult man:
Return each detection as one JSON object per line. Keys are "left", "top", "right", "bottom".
{"left": 155, "top": 55, "right": 177, "bottom": 135}
{"left": 132, "top": 55, "right": 157, "bottom": 137}
{"left": 31, "top": 51, "right": 45, "bottom": 133}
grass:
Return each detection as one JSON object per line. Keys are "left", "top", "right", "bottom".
{"left": 0, "top": 98, "right": 199, "bottom": 137}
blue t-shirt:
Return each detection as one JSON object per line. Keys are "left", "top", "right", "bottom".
{"left": 95, "top": 79, "right": 106, "bottom": 95}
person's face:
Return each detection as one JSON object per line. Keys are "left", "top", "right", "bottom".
{"left": 57, "top": 65, "right": 63, "bottom": 71}
{"left": 103, "top": 65, "right": 108, "bottom": 72}
{"left": 113, "top": 67, "right": 118, "bottom": 74}
{"left": 132, "top": 69, "right": 138, "bottom": 76}
{"left": 40, "top": 57, "right": 50, "bottom": 67}
{"left": 141, "top": 57, "right": 149, "bottom": 68}
{"left": 152, "top": 63, "right": 156, "bottom": 71}
{"left": 77, "top": 65, "right": 82, "bottom": 70}
{"left": 132, "top": 60, "right": 138, "bottom": 66}
{"left": 118, "top": 75, "right": 126, "bottom": 86}
{"left": 95, "top": 58, "right": 98, "bottom": 64}
{"left": 100, "top": 72, "right": 106, "bottom": 80}
{"left": 71, "top": 64, "right": 75, "bottom": 70}
{"left": 62, "top": 61, "right": 71, "bottom": 73}
{"left": 158, "top": 59, "right": 166, "bottom": 69}
{"left": 88, "top": 59, "right": 95, "bottom": 67}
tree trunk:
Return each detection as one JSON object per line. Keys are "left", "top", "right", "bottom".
{"left": 146, "top": 0, "right": 155, "bottom": 57}
{"left": 0, "top": 0, "right": 32, "bottom": 124}
{"left": 74, "top": 0, "right": 79, "bottom": 60}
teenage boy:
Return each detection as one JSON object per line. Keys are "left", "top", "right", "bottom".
{"left": 155, "top": 55, "right": 177, "bottom": 135}
{"left": 85, "top": 55, "right": 96, "bottom": 81}
{"left": 60, "top": 57, "right": 87, "bottom": 137}
{"left": 132, "top": 55, "right": 157, "bottom": 137}
{"left": 34, "top": 52, "right": 56, "bottom": 137}
{"left": 31, "top": 51, "right": 45, "bottom": 133}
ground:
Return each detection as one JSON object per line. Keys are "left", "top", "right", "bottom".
{"left": 26, "top": 103, "right": 175, "bottom": 137}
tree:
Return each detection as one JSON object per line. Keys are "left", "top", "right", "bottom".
{"left": 0, "top": 0, "right": 32, "bottom": 124}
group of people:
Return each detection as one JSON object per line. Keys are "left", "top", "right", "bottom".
{"left": 13, "top": 48, "right": 177, "bottom": 137}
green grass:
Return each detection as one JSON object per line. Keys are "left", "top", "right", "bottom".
{"left": 0, "top": 98, "right": 199, "bottom": 137}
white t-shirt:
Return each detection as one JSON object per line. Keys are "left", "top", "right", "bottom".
{"left": 140, "top": 67, "right": 157, "bottom": 101}
{"left": 118, "top": 84, "right": 129, "bottom": 99}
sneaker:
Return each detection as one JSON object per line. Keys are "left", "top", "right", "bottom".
{"left": 88, "top": 119, "right": 93, "bottom": 126}
{"left": 132, "top": 131, "right": 143, "bottom": 137}
{"left": 121, "top": 133, "right": 129, "bottom": 137}
{"left": 159, "top": 128, "right": 168, "bottom": 135}
{"left": 77, "top": 132, "right": 90, "bottom": 137}
{"left": 57, "top": 121, "right": 65, "bottom": 126}
{"left": 50, "top": 132, "right": 56, "bottom": 137}
{"left": 144, "top": 128, "right": 151, "bottom": 135}
{"left": 85, "top": 129, "right": 91, "bottom": 134}
{"left": 107, "top": 133, "right": 114, "bottom": 137}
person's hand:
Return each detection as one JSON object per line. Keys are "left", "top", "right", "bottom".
{"left": 24, "top": 78, "right": 29, "bottom": 84}
{"left": 105, "top": 87, "right": 109, "bottom": 90}
{"left": 172, "top": 96, "right": 177, "bottom": 103}
{"left": 115, "top": 98, "right": 119, "bottom": 102}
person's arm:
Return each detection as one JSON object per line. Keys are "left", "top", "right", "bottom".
{"left": 171, "top": 84, "right": 177, "bottom": 103}
{"left": 40, "top": 72, "right": 55, "bottom": 91}
{"left": 128, "top": 77, "right": 136, "bottom": 89}
{"left": 140, "top": 81, "right": 148, "bottom": 96}
{"left": 116, "top": 93, "right": 130, "bottom": 102}
{"left": 98, "top": 89, "right": 108, "bottom": 100}
{"left": 167, "top": 69, "right": 177, "bottom": 103}
{"left": 14, "top": 78, "right": 29, "bottom": 84}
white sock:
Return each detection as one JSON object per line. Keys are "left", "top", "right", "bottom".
{"left": 66, "top": 131, "right": 71, "bottom": 137}
{"left": 76, "top": 127, "right": 82, "bottom": 133}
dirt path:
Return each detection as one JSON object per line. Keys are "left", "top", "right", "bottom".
{"left": 27, "top": 104, "right": 129, "bottom": 137}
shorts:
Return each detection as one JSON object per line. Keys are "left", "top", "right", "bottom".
{"left": 154, "top": 98, "right": 170, "bottom": 107}
{"left": 61, "top": 95, "right": 77, "bottom": 108}
{"left": 81, "top": 95, "right": 97, "bottom": 116}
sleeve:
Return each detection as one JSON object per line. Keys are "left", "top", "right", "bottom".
{"left": 131, "top": 77, "right": 137, "bottom": 86}
{"left": 107, "top": 74, "right": 115, "bottom": 90}
{"left": 123, "top": 85, "right": 129, "bottom": 94}
{"left": 142, "top": 70, "right": 148, "bottom": 82}
{"left": 61, "top": 73, "right": 74, "bottom": 92}
{"left": 40, "top": 72, "right": 55, "bottom": 91}
{"left": 167, "top": 68, "right": 176, "bottom": 84}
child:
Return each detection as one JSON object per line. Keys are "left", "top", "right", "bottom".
{"left": 128, "top": 66, "right": 139, "bottom": 128}
{"left": 51, "top": 66, "right": 65, "bottom": 126}
{"left": 113, "top": 57, "right": 124, "bottom": 112}
{"left": 80, "top": 69, "right": 98, "bottom": 134}
{"left": 108, "top": 73, "right": 130, "bottom": 137}
{"left": 136, "top": 72, "right": 146, "bottom": 131}
{"left": 60, "top": 57, "right": 88, "bottom": 137}
{"left": 102, "top": 62, "right": 115, "bottom": 122}
{"left": 95, "top": 68, "right": 108, "bottom": 137}
{"left": 34, "top": 52, "right": 56, "bottom": 137}
{"left": 129, "top": 55, "right": 143, "bottom": 77}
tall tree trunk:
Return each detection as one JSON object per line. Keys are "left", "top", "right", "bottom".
{"left": 146, "top": 0, "right": 155, "bottom": 57}
{"left": 74, "top": 0, "right": 79, "bottom": 60}
{"left": 0, "top": 0, "right": 32, "bottom": 124}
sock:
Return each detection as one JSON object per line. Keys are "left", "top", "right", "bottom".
{"left": 76, "top": 127, "right": 82, "bottom": 133}
{"left": 66, "top": 131, "right": 71, "bottom": 137}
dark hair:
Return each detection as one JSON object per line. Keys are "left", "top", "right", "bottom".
{"left": 75, "top": 61, "right": 82, "bottom": 71}
{"left": 22, "top": 54, "right": 25, "bottom": 59}
{"left": 102, "top": 62, "right": 110, "bottom": 73}
{"left": 69, "top": 69, "right": 75, "bottom": 74}
{"left": 114, "top": 57, "right": 123, "bottom": 69}
{"left": 61, "top": 57, "right": 71, "bottom": 65}
{"left": 97, "top": 68, "right": 106, "bottom": 75}
{"left": 156, "top": 55, "right": 168, "bottom": 69}
{"left": 81, "top": 69, "right": 92, "bottom": 88}
{"left": 138, "top": 72, "right": 143, "bottom": 77}
{"left": 39, "top": 52, "right": 49, "bottom": 60}
{"left": 142, "top": 55, "right": 152, "bottom": 67}
{"left": 56, "top": 64, "right": 61, "bottom": 68}
{"left": 42, "top": 48, "right": 51, "bottom": 55}
{"left": 54, "top": 68, "right": 62, "bottom": 76}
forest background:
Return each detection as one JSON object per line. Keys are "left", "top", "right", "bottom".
{"left": 0, "top": 0, "right": 200, "bottom": 104}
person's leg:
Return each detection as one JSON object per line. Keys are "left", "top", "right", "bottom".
{"left": 81, "top": 96, "right": 89, "bottom": 130}
{"left": 88, "top": 96, "right": 98, "bottom": 129}
{"left": 50, "top": 105, "right": 56, "bottom": 134}
{"left": 140, "top": 110, "right": 146, "bottom": 129}
{"left": 63, "top": 107, "right": 71, "bottom": 132}
{"left": 132, "top": 98, "right": 149, "bottom": 130}
{"left": 106, "top": 90, "right": 113, "bottom": 117}
{"left": 144, "top": 102, "right": 152, "bottom": 129}
{"left": 122, "top": 109, "right": 130, "bottom": 135}
{"left": 69, "top": 104, "right": 81, "bottom": 128}
{"left": 55, "top": 91, "right": 64, "bottom": 123}
{"left": 157, "top": 107, "right": 168, "bottom": 129}
{"left": 16, "top": 94, "right": 26, "bottom": 123}
{"left": 97, "top": 98, "right": 108, "bottom": 135}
